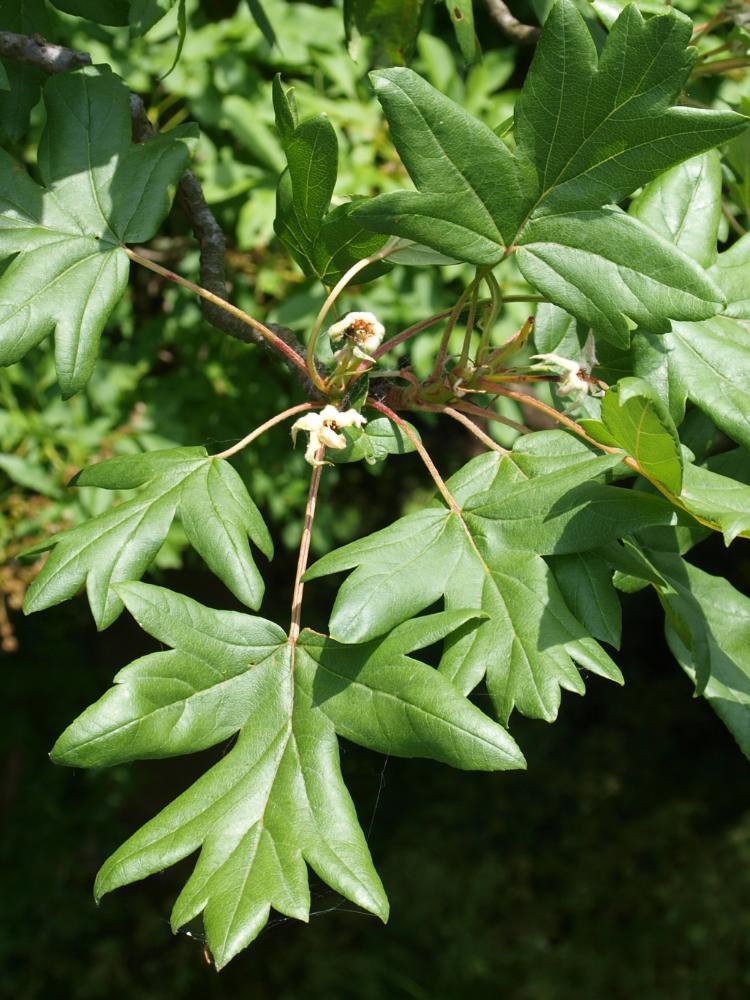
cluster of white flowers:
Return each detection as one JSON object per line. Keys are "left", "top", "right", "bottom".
{"left": 328, "top": 311, "right": 385, "bottom": 365}
{"left": 292, "top": 404, "right": 367, "bottom": 466}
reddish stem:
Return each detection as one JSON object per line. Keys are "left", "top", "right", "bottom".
{"left": 369, "top": 399, "right": 460, "bottom": 513}
{"left": 125, "top": 247, "right": 309, "bottom": 378}
{"left": 289, "top": 446, "right": 325, "bottom": 644}
{"left": 212, "top": 402, "right": 319, "bottom": 460}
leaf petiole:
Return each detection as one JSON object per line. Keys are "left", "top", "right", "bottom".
{"left": 306, "top": 244, "right": 399, "bottom": 395}
{"left": 123, "top": 247, "right": 310, "bottom": 378}
{"left": 414, "top": 403, "right": 509, "bottom": 454}
{"left": 211, "top": 402, "right": 320, "bottom": 461}
{"left": 289, "top": 445, "right": 326, "bottom": 643}
{"left": 484, "top": 383, "right": 723, "bottom": 533}
{"left": 368, "top": 399, "right": 461, "bottom": 514}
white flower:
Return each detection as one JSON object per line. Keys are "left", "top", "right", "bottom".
{"left": 531, "top": 333, "right": 602, "bottom": 409}
{"left": 291, "top": 404, "right": 367, "bottom": 466}
{"left": 328, "top": 311, "right": 385, "bottom": 362}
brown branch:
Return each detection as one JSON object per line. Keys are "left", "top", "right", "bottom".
{"left": 0, "top": 31, "right": 91, "bottom": 73}
{"left": 484, "top": 0, "right": 540, "bottom": 44}
{"left": 128, "top": 95, "right": 317, "bottom": 394}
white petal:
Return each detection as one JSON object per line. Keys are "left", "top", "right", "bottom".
{"left": 326, "top": 311, "right": 384, "bottom": 343}
{"left": 319, "top": 404, "right": 343, "bottom": 422}
{"left": 320, "top": 426, "right": 346, "bottom": 449}
{"left": 292, "top": 412, "right": 323, "bottom": 432}
{"left": 291, "top": 412, "right": 323, "bottom": 445}
{"left": 334, "top": 408, "right": 368, "bottom": 429}
{"left": 352, "top": 346, "right": 376, "bottom": 363}
{"left": 304, "top": 436, "right": 322, "bottom": 465}
{"left": 531, "top": 352, "right": 580, "bottom": 375}
{"left": 361, "top": 331, "right": 383, "bottom": 353}
{"left": 558, "top": 371, "right": 588, "bottom": 397}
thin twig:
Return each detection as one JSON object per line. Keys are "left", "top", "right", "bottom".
{"left": 485, "top": 0, "right": 540, "bottom": 44}
{"left": 307, "top": 245, "right": 397, "bottom": 393}
{"left": 458, "top": 285, "right": 479, "bottom": 371}
{"left": 691, "top": 12, "right": 732, "bottom": 39}
{"left": 124, "top": 247, "right": 311, "bottom": 378}
{"left": 128, "top": 94, "right": 316, "bottom": 393}
{"left": 486, "top": 383, "right": 616, "bottom": 451}
{"left": 432, "top": 285, "right": 473, "bottom": 381}
{"left": 415, "top": 403, "right": 509, "bottom": 454}
{"left": 692, "top": 57, "right": 750, "bottom": 77}
{"left": 373, "top": 308, "right": 456, "bottom": 361}
{"left": 450, "top": 398, "right": 530, "bottom": 435}
{"left": 477, "top": 273, "right": 501, "bottom": 362}
{"left": 0, "top": 31, "right": 91, "bottom": 73}
{"left": 289, "top": 446, "right": 325, "bottom": 644}
{"left": 369, "top": 400, "right": 460, "bottom": 513}
{"left": 369, "top": 400, "right": 495, "bottom": 570}
{"left": 211, "top": 402, "right": 318, "bottom": 461}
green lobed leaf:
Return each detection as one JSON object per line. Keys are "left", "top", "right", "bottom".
{"left": 515, "top": 210, "right": 724, "bottom": 346}
{"left": 284, "top": 116, "right": 338, "bottom": 241}
{"left": 272, "top": 75, "right": 297, "bottom": 143}
{"left": 514, "top": 1, "right": 746, "bottom": 216}
{"left": 710, "top": 232, "right": 750, "bottom": 319}
{"left": 62, "top": 584, "right": 524, "bottom": 965}
{"left": 24, "top": 448, "right": 273, "bottom": 628}
{"left": 306, "top": 431, "right": 683, "bottom": 722}
{"left": 273, "top": 79, "right": 387, "bottom": 286}
{"left": 52, "top": 586, "right": 286, "bottom": 766}
{"left": 598, "top": 377, "right": 683, "bottom": 493}
{"left": 621, "top": 155, "right": 750, "bottom": 450}
{"left": 678, "top": 460, "right": 750, "bottom": 544}
{"left": 610, "top": 547, "right": 750, "bottom": 759}
{"left": 354, "top": 3, "right": 744, "bottom": 335}
{"left": 666, "top": 319, "right": 750, "bottom": 452}
{"left": 0, "top": 68, "right": 195, "bottom": 396}
{"left": 532, "top": 301, "right": 582, "bottom": 358}
{"left": 547, "top": 550, "right": 622, "bottom": 648}
{"left": 629, "top": 331, "right": 688, "bottom": 427}
{"left": 296, "top": 618, "right": 524, "bottom": 770}
{"left": 665, "top": 561, "right": 750, "bottom": 760}
{"left": 353, "top": 66, "right": 525, "bottom": 264}
{"left": 629, "top": 151, "right": 722, "bottom": 270}
{"left": 310, "top": 200, "right": 389, "bottom": 287}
